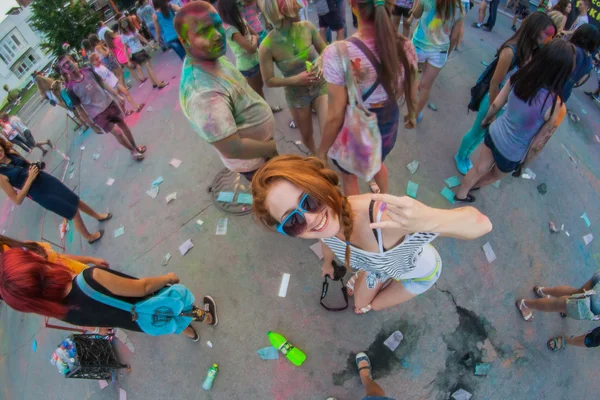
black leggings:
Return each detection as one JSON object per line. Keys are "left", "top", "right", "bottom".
{"left": 10, "top": 135, "right": 31, "bottom": 153}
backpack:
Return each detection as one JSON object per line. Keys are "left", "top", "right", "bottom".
{"left": 468, "top": 44, "right": 517, "bottom": 112}
{"left": 75, "top": 273, "right": 196, "bottom": 336}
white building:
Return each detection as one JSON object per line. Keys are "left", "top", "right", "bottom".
{"left": 0, "top": 6, "right": 53, "bottom": 103}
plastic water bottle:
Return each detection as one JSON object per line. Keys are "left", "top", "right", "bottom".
{"left": 202, "top": 364, "right": 218, "bottom": 390}
{"left": 267, "top": 331, "right": 306, "bottom": 366}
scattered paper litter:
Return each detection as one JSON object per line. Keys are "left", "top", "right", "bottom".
{"left": 207, "top": 341, "right": 213, "bottom": 348}
{"left": 309, "top": 242, "right": 324, "bottom": 260}
{"left": 482, "top": 242, "right": 496, "bottom": 263}
{"left": 278, "top": 273, "right": 291, "bottom": 297}
{"left": 474, "top": 362, "right": 491, "bottom": 376}
{"left": 581, "top": 108, "right": 587, "bottom": 115}
{"left": 549, "top": 221, "right": 558, "bottom": 233}
{"left": 583, "top": 234, "right": 594, "bottom": 245}
{"left": 98, "top": 380, "right": 109, "bottom": 389}
{"left": 152, "top": 176, "right": 164, "bottom": 187}
{"left": 93, "top": 153, "right": 100, "bottom": 160}
{"left": 383, "top": 331, "right": 404, "bottom": 351}
{"left": 581, "top": 212, "right": 591, "bottom": 228}
{"left": 31, "top": 340, "right": 37, "bottom": 352}
{"left": 427, "top": 103, "right": 438, "bottom": 111}
{"left": 146, "top": 106, "right": 154, "bottom": 112}
{"left": 451, "top": 388, "right": 472, "bottom": 400}
{"left": 565, "top": 231, "right": 570, "bottom": 237}
{"left": 407, "top": 160, "right": 419, "bottom": 174}
{"left": 217, "top": 191, "right": 235, "bottom": 203}
{"left": 161, "top": 253, "right": 172, "bottom": 266}
{"left": 196, "top": 219, "right": 204, "bottom": 226}
{"left": 523, "top": 168, "right": 536, "bottom": 180}
{"left": 492, "top": 180, "right": 501, "bottom": 188}
{"left": 114, "top": 329, "right": 135, "bottom": 353}
{"left": 80, "top": 146, "right": 85, "bottom": 150}
{"left": 179, "top": 239, "right": 194, "bottom": 256}
{"left": 69, "top": 172, "right": 74, "bottom": 180}
{"left": 257, "top": 346, "right": 279, "bottom": 360}
{"left": 237, "top": 193, "right": 253, "bottom": 205}
{"left": 166, "top": 192, "right": 177, "bottom": 203}
{"left": 521, "top": 174, "right": 532, "bottom": 180}
{"left": 119, "top": 388, "right": 127, "bottom": 400}
{"left": 406, "top": 181, "right": 418, "bottom": 199}
{"left": 561, "top": 143, "right": 577, "bottom": 165}
{"left": 595, "top": 135, "right": 600, "bottom": 143}
{"left": 114, "top": 225, "right": 125, "bottom": 238}
{"left": 169, "top": 158, "right": 182, "bottom": 168}
{"left": 561, "top": 224, "right": 564, "bottom": 231}
{"left": 440, "top": 187, "right": 455, "bottom": 204}
{"left": 444, "top": 176, "right": 461, "bottom": 188}
{"left": 10, "top": 205, "right": 14, "bottom": 212}
{"left": 216, "top": 218, "right": 228, "bottom": 235}
{"left": 106, "top": 178, "right": 115, "bottom": 186}
{"left": 295, "top": 140, "right": 302, "bottom": 145}
{"left": 146, "top": 186, "right": 159, "bottom": 199}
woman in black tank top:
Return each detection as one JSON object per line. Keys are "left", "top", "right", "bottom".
{"left": 0, "top": 248, "right": 218, "bottom": 341}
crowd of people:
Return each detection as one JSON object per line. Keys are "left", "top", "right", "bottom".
{"left": 1, "top": 0, "right": 600, "bottom": 398}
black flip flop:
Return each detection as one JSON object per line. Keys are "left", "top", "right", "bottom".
{"left": 88, "top": 229, "right": 104, "bottom": 244}
{"left": 203, "top": 296, "right": 218, "bottom": 326}
{"left": 98, "top": 213, "right": 112, "bottom": 222}
{"left": 188, "top": 325, "right": 200, "bottom": 342}
{"left": 454, "top": 194, "right": 476, "bottom": 203}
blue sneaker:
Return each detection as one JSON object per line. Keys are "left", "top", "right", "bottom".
{"left": 454, "top": 153, "right": 470, "bottom": 175}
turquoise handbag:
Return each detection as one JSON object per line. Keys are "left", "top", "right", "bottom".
{"left": 76, "top": 274, "right": 196, "bottom": 336}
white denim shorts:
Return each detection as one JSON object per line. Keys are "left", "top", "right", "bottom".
{"left": 416, "top": 47, "right": 449, "bottom": 69}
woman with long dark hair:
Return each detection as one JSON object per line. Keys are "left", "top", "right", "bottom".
{"left": 547, "top": 0, "right": 572, "bottom": 34}
{"left": 454, "top": 12, "right": 556, "bottom": 175}
{"left": 119, "top": 17, "right": 169, "bottom": 89}
{"left": 258, "top": 0, "right": 327, "bottom": 154}
{"left": 561, "top": 24, "right": 600, "bottom": 103}
{"left": 152, "top": 0, "right": 186, "bottom": 60}
{"left": 316, "top": 0, "right": 418, "bottom": 195}
{"left": 0, "top": 248, "right": 218, "bottom": 340}
{"left": 454, "top": 39, "right": 574, "bottom": 202}
{"left": 251, "top": 155, "right": 492, "bottom": 314}
{"left": 0, "top": 140, "right": 110, "bottom": 244}
{"left": 411, "top": 0, "right": 464, "bottom": 122}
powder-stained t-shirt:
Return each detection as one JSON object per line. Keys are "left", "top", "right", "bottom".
{"left": 412, "top": 0, "right": 464, "bottom": 53}
{"left": 179, "top": 56, "right": 273, "bottom": 172}
{"left": 66, "top": 68, "right": 112, "bottom": 119}
{"left": 322, "top": 37, "right": 417, "bottom": 108}
{"left": 137, "top": 4, "right": 155, "bottom": 27}
{"left": 225, "top": 22, "right": 259, "bottom": 72}
{"left": 93, "top": 64, "right": 119, "bottom": 88}
{"left": 121, "top": 32, "right": 144, "bottom": 54}
{"left": 242, "top": 2, "right": 264, "bottom": 34}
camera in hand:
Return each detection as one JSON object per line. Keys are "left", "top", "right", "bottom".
{"left": 32, "top": 161, "right": 46, "bottom": 170}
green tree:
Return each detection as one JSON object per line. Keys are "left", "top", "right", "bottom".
{"left": 29, "top": 0, "right": 101, "bottom": 56}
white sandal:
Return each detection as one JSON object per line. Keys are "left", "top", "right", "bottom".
{"left": 533, "top": 286, "right": 548, "bottom": 298}
{"left": 516, "top": 299, "right": 533, "bottom": 321}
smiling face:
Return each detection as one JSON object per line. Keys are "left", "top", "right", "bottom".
{"left": 265, "top": 180, "right": 341, "bottom": 239}
{"left": 178, "top": 7, "right": 226, "bottom": 60}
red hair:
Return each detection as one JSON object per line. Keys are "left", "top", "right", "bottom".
{"left": 0, "top": 249, "right": 73, "bottom": 319}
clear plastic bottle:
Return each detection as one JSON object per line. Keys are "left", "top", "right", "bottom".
{"left": 202, "top": 364, "right": 218, "bottom": 390}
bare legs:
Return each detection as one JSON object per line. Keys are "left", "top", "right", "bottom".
{"left": 358, "top": 358, "right": 386, "bottom": 397}
{"left": 517, "top": 277, "right": 595, "bottom": 319}
{"left": 352, "top": 271, "right": 417, "bottom": 313}
{"left": 456, "top": 144, "right": 507, "bottom": 199}
{"left": 246, "top": 72, "right": 265, "bottom": 99}
{"left": 182, "top": 313, "right": 213, "bottom": 338}
{"left": 109, "top": 121, "right": 143, "bottom": 159}
{"left": 113, "top": 65, "right": 127, "bottom": 88}
{"left": 116, "top": 83, "right": 141, "bottom": 110}
{"left": 340, "top": 163, "right": 389, "bottom": 196}
{"left": 72, "top": 200, "right": 109, "bottom": 241}
{"left": 415, "top": 61, "right": 442, "bottom": 117}
{"left": 290, "top": 106, "right": 316, "bottom": 154}
{"left": 140, "top": 61, "right": 167, "bottom": 87}
{"left": 477, "top": 1, "right": 488, "bottom": 25}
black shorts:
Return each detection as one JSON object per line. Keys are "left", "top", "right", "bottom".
{"left": 130, "top": 50, "right": 150, "bottom": 65}
{"left": 318, "top": 9, "right": 344, "bottom": 31}
{"left": 484, "top": 131, "right": 520, "bottom": 173}
{"left": 584, "top": 327, "right": 600, "bottom": 348}
{"left": 393, "top": 5, "right": 411, "bottom": 17}
{"left": 93, "top": 101, "right": 124, "bottom": 132}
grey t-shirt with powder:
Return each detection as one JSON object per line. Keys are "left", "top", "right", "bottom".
{"left": 66, "top": 68, "right": 112, "bottom": 120}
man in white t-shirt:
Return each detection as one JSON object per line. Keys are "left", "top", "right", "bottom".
{"left": 567, "top": 0, "right": 590, "bottom": 33}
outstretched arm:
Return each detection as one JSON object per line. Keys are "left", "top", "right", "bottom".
{"left": 370, "top": 194, "right": 493, "bottom": 240}
{"left": 93, "top": 268, "right": 180, "bottom": 297}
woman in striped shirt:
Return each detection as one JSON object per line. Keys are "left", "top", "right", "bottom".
{"left": 251, "top": 155, "right": 492, "bottom": 313}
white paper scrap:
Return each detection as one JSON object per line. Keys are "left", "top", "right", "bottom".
{"left": 114, "top": 225, "right": 125, "bottom": 238}
{"left": 166, "top": 192, "right": 177, "bottom": 203}
{"left": 98, "top": 380, "right": 109, "bottom": 389}
{"left": 196, "top": 219, "right": 204, "bottom": 226}
{"left": 207, "top": 341, "right": 213, "bottom": 348}
{"left": 119, "top": 388, "right": 127, "bottom": 400}
{"left": 179, "top": 239, "right": 194, "bottom": 256}
{"left": 106, "top": 178, "right": 115, "bottom": 186}
{"left": 278, "top": 273, "right": 291, "bottom": 298}
{"left": 482, "top": 242, "right": 496, "bottom": 263}
{"left": 216, "top": 218, "right": 228, "bottom": 235}
{"left": 161, "top": 253, "right": 172, "bottom": 266}
{"left": 309, "top": 242, "right": 323, "bottom": 260}
{"left": 146, "top": 186, "right": 159, "bottom": 199}
{"left": 583, "top": 234, "right": 594, "bottom": 245}
{"left": 524, "top": 168, "right": 536, "bottom": 180}
{"left": 169, "top": 158, "right": 182, "bottom": 168}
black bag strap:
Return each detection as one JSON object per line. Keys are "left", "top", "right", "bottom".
{"left": 347, "top": 37, "right": 381, "bottom": 102}
{"left": 320, "top": 261, "right": 349, "bottom": 312}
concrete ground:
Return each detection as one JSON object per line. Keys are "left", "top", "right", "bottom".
{"left": 1, "top": 5, "right": 599, "bottom": 400}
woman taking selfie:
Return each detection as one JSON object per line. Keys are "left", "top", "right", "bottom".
{"left": 252, "top": 155, "right": 492, "bottom": 314}
{"left": 0, "top": 140, "right": 110, "bottom": 244}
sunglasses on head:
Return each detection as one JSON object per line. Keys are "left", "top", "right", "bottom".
{"left": 276, "top": 193, "right": 325, "bottom": 237}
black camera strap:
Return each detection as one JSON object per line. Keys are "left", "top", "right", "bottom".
{"left": 320, "top": 262, "right": 349, "bottom": 312}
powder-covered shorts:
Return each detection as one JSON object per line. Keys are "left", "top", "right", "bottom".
{"left": 416, "top": 47, "right": 449, "bottom": 69}
{"left": 283, "top": 78, "right": 327, "bottom": 109}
